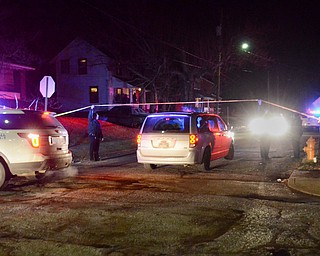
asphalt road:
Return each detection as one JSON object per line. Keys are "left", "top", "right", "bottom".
{"left": 1, "top": 132, "right": 320, "bottom": 256}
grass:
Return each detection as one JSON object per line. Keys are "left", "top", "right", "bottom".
{"left": 57, "top": 117, "right": 139, "bottom": 162}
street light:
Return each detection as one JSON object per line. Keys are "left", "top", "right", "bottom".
{"left": 240, "top": 41, "right": 270, "bottom": 101}
{"left": 241, "top": 42, "right": 249, "bottom": 51}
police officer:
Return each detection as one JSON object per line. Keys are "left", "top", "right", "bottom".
{"left": 289, "top": 113, "right": 303, "bottom": 158}
{"left": 260, "top": 135, "right": 271, "bottom": 164}
{"left": 88, "top": 105, "right": 104, "bottom": 161}
{"left": 259, "top": 110, "right": 272, "bottom": 164}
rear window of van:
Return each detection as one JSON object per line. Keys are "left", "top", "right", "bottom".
{"left": 142, "top": 115, "right": 190, "bottom": 133}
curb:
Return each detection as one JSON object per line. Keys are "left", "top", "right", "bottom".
{"left": 287, "top": 169, "right": 320, "bottom": 197}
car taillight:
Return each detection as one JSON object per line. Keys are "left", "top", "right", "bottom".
{"left": 137, "top": 134, "right": 142, "bottom": 145}
{"left": 189, "top": 134, "right": 198, "bottom": 148}
{"left": 18, "top": 133, "right": 40, "bottom": 148}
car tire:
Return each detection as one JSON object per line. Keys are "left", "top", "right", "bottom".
{"left": 144, "top": 163, "right": 157, "bottom": 170}
{"left": 202, "top": 147, "right": 211, "bottom": 171}
{"left": 35, "top": 171, "right": 47, "bottom": 180}
{"left": 225, "top": 143, "right": 234, "bottom": 160}
{"left": 0, "top": 161, "right": 9, "bottom": 190}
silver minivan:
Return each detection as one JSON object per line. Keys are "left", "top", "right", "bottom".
{"left": 137, "top": 112, "right": 234, "bottom": 170}
{"left": 0, "top": 109, "right": 72, "bottom": 189}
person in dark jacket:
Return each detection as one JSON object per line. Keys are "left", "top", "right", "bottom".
{"left": 259, "top": 110, "right": 272, "bottom": 164}
{"left": 289, "top": 113, "right": 303, "bottom": 158}
{"left": 88, "top": 105, "right": 104, "bottom": 161}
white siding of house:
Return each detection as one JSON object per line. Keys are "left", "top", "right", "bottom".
{"left": 54, "top": 39, "right": 138, "bottom": 112}
{"left": 54, "top": 39, "right": 111, "bottom": 111}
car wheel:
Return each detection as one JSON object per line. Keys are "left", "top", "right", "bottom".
{"left": 35, "top": 171, "right": 47, "bottom": 180}
{"left": 0, "top": 161, "right": 9, "bottom": 190}
{"left": 202, "top": 147, "right": 211, "bottom": 171}
{"left": 225, "top": 143, "right": 234, "bottom": 160}
{"left": 144, "top": 163, "right": 157, "bottom": 170}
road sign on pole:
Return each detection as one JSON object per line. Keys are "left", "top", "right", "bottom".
{"left": 40, "top": 76, "right": 55, "bottom": 111}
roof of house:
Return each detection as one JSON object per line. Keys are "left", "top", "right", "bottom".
{"left": 51, "top": 37, "right": 111, "bottom": 63}
{"left": 2, "top": 62, "right": 35, "bottom": 71}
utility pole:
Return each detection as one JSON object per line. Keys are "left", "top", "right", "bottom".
{"left": 216, "top": 10, "right": 223, "bottom": 114}
{"left": 217, "top": 52, "right": 221, "bottom": 113}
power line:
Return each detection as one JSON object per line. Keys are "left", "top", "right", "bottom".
{"left": 79, "top": 0, "right": 217, "bottom": 66}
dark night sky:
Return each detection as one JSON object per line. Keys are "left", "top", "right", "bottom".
{"left": 4, "top": 0, "right": 319, "bottom": 62}
{"left": 1, "top": 0, "right": 320, "bottom": 109}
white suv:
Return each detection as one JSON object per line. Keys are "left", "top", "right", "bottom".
{"left": 0, "top": 109, "right": 72, "bottom": 189}
{"left": 137, "top": 112, "right": 234, "bottom": 170}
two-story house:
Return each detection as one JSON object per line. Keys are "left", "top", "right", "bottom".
{"left": 52, "top": 38, "right": 140, "bottom": 112}
{"left": 0, "top": 62, "right": 35, "bottom": 108}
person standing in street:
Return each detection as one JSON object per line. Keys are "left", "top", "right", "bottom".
{"left": 289, "top": 113, "right": 303, "bottom": 159}
{"left": 88, "top": 105, "right": 104, "bottom": 161}
{"left": 260, "top": 134, "right": 271, "bottom": 164}
{"left": 259, "top": 110, "right": 272, "bottom": 164}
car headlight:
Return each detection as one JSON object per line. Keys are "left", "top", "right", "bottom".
{"left": 226, "top": 130, "right": 235, "bottom": 140}
{"left": 249, "top": 116, "right": 289, "bottom": 136}
{"left": 269, "top": 116, "right": 289, "bottom": 136}
{"left": 248, "top": 118, "right": 267, "bottom": 135}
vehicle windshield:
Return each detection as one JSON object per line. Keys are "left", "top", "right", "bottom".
{"left": 0, "top": 111, "right": 63, "bottom": 129}
{"left": 142, "top": 115, "right": 190, "bottom": 133}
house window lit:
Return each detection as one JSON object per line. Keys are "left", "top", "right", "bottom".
{"left": 78, "top": 58, "right": 87, "bottom": 75}
{"left": 61, "top": 59, "right": 70, "bottom": 74}
{"left": 89, "top": 86, "right": 99, "bottom": 103}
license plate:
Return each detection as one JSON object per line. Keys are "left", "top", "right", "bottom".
{"left": 159, "top": 141, "right": 169, "bottom": 148}
{"left": 152, "top": 137, "right": 176, "bottom": 148}
{"left": 49, "top": 136, "right": 66, "bottom": 145}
